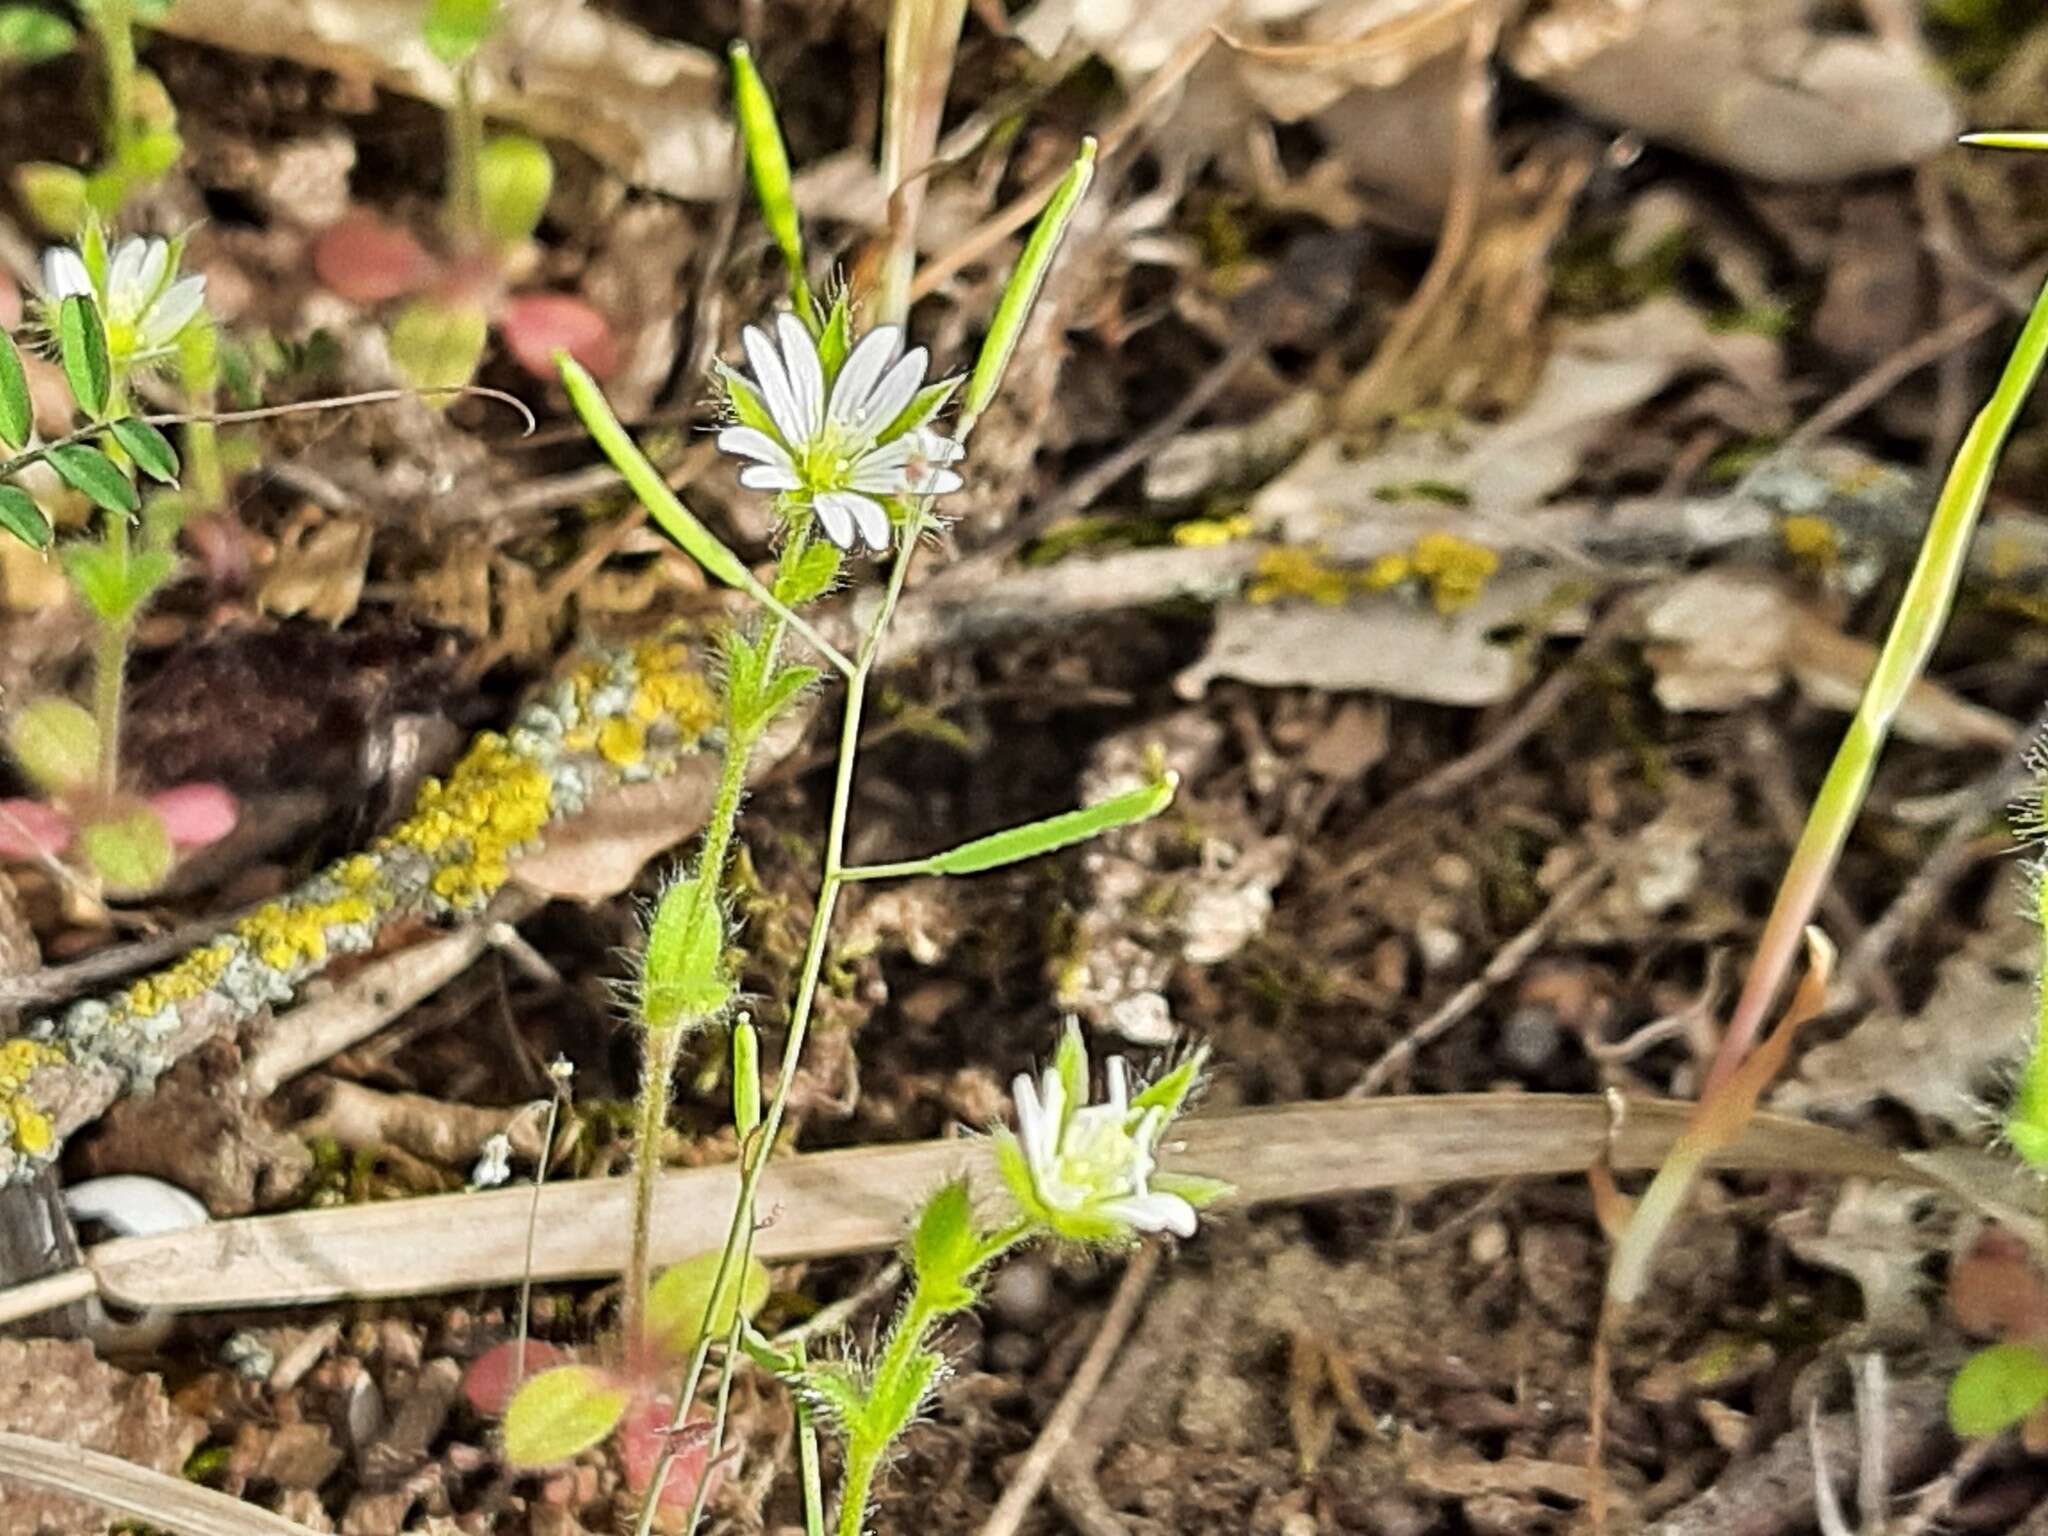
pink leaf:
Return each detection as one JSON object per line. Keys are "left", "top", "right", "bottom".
{"left": 463, "top": 1338, "right": 569, "bottom": 1417}
{"left": 0, "top": 798, "right": 73, "bottom": 858}
{"left": 148, "top": 782, "right": 239, "bottom": 849}
{"left": 312, "top": 211, "right": 441, "bottom": 305}
{"left": 618, "top": 1395, "right": 717, "bottom": 1509}
{"left": 499, "top": 292, "right": 619, "bottom": 381}
{"left": 0, "top": 272, "right": 19, "bottom": 330}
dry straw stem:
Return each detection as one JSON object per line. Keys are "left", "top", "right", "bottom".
{"left": 0, "top": 1430, "right": 327, "bottom": 1536}
{"left": 0, "top": 1094, "right": 2021, "bottom": 1326}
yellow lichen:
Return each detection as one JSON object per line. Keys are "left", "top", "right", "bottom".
{"left": 1249, "top": 547, "right": 1351, "bottom": 606}
{"left": 1172, "top": 514, "right": 1252, "bottom": 548}
{"left": 1408, "top": 532, "right": 1499, "bottom": 614}
{"left": 1779, "top": 513, "right": 1839, "bottom": 572}
{"left": 0, "top": 1039, "right": 67, "bottom": 1154}
{"left": 1362, "top": 552, "right": 1411, "bottom": 591}
{"left": 121, "top": 939, "right": 234, "bottom": 1017}
{"left": 599, "top": 716, "right": 647, "bottom": 767}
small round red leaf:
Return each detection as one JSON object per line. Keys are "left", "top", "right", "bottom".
{"left": 618, "top": 1395, "right": 717, "bottom": 1509}
{"left": 463, "top": 1337, "right": 569, "bottom": 1417}
{"left": 0, "top": 798, "right": 71, "bottom": 858}
{"left": 313, "top": 211, "right": 441, "bottom": 305}
{"left": 499, "top": 292, "right": 619, "bottom": 380}
{"left": 148, "top": 782, "right": 240, "bottom": 849}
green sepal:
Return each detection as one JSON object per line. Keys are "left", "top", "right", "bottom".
{"left": 1950, "top": 1343, "right": 2048, "bottom": 1436}
{"left": 57, "top": 293, "right": 111, "bottom": 419}
{"left": 644, "top": 1250, "right": 772, "bottom": 1356}
{"left": 0, "top": 330, "right": 32, "bottom": 451}
{"left": 816, "top": 293, "right": 852, "bottom": 380}
{"left": 1130, "top": 1045, "right": 1207, "bottom": 1122}
{"left": 873, "top": 375, "right": 961, "bottom": 446}
{"left": 501, "top": 1365, "right": 629, "bottom": 1466}
{"left": 1052, "top": 1020, "right": 1087, "bottom": 1127}
{"left": 0, "top": 485, "right": 50, "bottom": 549}
{"left": 717, "top": 363, "right": 782, "bottom": 441}
{"left": 1150, "top": 1171, "right": 1233, "bottom": 1210}
{"left": 48, "top": 442, "right": 136, "bottom": 514}
{"left": 108, "top": 417, "right": 179, "bottom": 483}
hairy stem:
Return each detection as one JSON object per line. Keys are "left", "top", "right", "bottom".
{"left": 623, "top": 1023, "right": 684, "bottom": 1360}
{"left": 93, "top": 0, "right": 138, "bottom": 166}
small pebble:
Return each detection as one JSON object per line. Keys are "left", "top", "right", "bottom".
{"left": 1467, "top": 1219, "right": 1510, "bottom": 1268}
{"left": 1501, "top": 1005, "right": 1562, "bottom": 1071}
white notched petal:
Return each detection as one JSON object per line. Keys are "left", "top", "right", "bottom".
{"left": 741, "top": 324, "right": 804, "bottom": 445}
{"left": 1106, "top": 1058, "right": 1129, "bottom": 1115}
{"left": 143, "top": 275, "right": 205, "bottom": 345}
{"left": 716, "top": 425, "right": 796, "bottom": 467}
{"left": 846, "top": 492, "right": 892, "bottom": 552}
{"left": 775, "top": 313, "right": 825, "bottom": 443}
{"left": 1102, "top": 1192, "right": 1198, "bottom": 1238}
{"left": 107, "top": 238, "right": 149, "bottom": 308}
{"left": 916, "top": 429, "right": 966, "bottom": 464}
{"left": 858, "top": 347, "right": 928, "bottom": 434}
{"left": 921, "top": 468, "right": 964, "bottom": 495}
{"left": 844, "top": 437, "right": 918, "bottom": 494}
{"left": 810, "top": 491, "right": 857, "bottom": 551}
{"left": 827, "top": 325, "right": 905, "bottom": 429}
{"left": 41, "top": 247, "right": 91, "bottom": 299}
{"left": 131, "top": 239, "right": 171, "bottom": 309}
{"left": 739, "top": 464, "right": 802, "bottom": 491}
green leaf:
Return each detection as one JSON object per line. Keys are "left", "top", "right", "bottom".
{"left": 8, "top": 696, "right": 99, "bottom": 792}
{"left": 0, "top": 331, "right": 32, "bottom": 451}
{"left": 48, "top": 443, "right": 136, "bottom": 514}
{"left": 0, "top": 7, "right": 75, "bottom": 65}
{"left": 119, "top": 547, "right": 177, "bottom": 612}
{"left": 117, "top": 125, "right": 183, "bottom": 186}
{"left": 563, "top": 357, "right": 755, "bottom": 593}
{"left": 771, "top": 538, "right": 840, "bottom": 607}
{"left": 640, "top": 875, "right": 731, "bottom": 1031}
{"left": 751, "top": 664, "right": 818, "bottom": 731}
{"left": 501, "top": 1365, "right": 629, "bottom": 1466}
{"left": 58, "top": 294, "right": 110, "bottom": 419}
{"left": 862, "top": 1346, "right": 943, "bottom": 1452}
{"left": 422, "top": 0, "right": 499, "bottom": 65}
{"left": 0, "top": 485, "right": 50, "bottom": 549}
{"left": 79, "top": 806, "right": 173, "bottom": 895}
{"left": 966, "top": 138, "right": 1096, "bottom": 423}
{"left": 1951, "top": 1343, "right": 2048, "bottom": 1436}
{"left": 728, "top": 41, "right": 814, "bottom": 325}
{"left": 478, "top": 132, "right": 554, "bottom": 246}
{"left": 909, "top": 1179, "right": 982, "bottom": 1310}
{"left": 388, "top": 297, "right": 490, "bottom": 396}
{"left": 108, "top": 417, "right": 179, "bottom": 483}
{"left": 722, "top": 627, "right": 768, "bottom": 723}
{"left": 864, "top": 771, "right": 1178, "bottom": 880}
{"left": 801, "top": 1361, "right": 868, "bottom": 1434}
{"left": 874, "top": 375, "right": 961, "bottom": 446}
{"left": 59, "top": 542, "right": 125, "bottom": 620}
{"left": 730, "top": 1020, "right": 761, "bottom": 1140}
{"left": 12, "top": 161, "right": 85, "bottom": 237}
{"left": 644, "top": 1251, "right": 772, "bottom": 1357}
{"left": 1962, "top": 132, "right": 2048, "bottom": 153}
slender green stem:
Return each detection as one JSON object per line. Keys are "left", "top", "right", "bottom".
{"left": 447, "top": 62, "right": 485, "bottom": 242}
{"left": 513, "top": 1084, "right": 565, "bottom": 1394}
{"left": 794, "top": 1339, "right": 827, "bottom": 1536}
{"left": 93, "top": 0, "right": 138, "bottom": 166}
{"left": 834, "top": 1455, "right": 878, "bottom": 1536}
{"left": 623, "top": 1024, "right": 685, "bottom": 1360}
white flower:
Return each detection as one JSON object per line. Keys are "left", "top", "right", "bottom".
{"left": 40, "top": 235, "right": 206, "bottom": 363}
{"left": 997, "top": 1022, "right": 1219, "bottom": 1243}
{"left": 716, "top": 313, "right": 965, "bottom": 555}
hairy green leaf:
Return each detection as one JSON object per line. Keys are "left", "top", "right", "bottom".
{"left": 79, "top": 806, "right": 172, "bottom": 896}
{"left": 641, "top": 876, "right": 731, "bottom": 1031}
{"left": 48, "top": 442, "right": 136, "bottom": 514}
{"left": 1951, "top": 1343, "right": 2048, "bottom": 1437}
{"left": 0, "top": 330, "right": 32, "bottom": 451}
{"left": 0, "top": 485, "right": 50, "bottom": 549}
{"left": 108, "top": 416, "right": 179, "bottom": 483}
{"left": 58, "top": 294, "right": 110, "bottom": 419}
{"left": 9, "top": 696, "right": 99, "bottom": 792}
{"left": 645, "top": 1251, "right": 772, "bottom": 1357}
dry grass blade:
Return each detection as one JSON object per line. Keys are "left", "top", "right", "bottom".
{"left": 0, "top": 1431, "right": 328, "bottom": 1536}
{"left": 4, "top": 1094, "right": 2013, "bottom": 1324}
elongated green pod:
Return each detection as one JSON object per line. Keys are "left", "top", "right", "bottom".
{"left": 729, "top": 42, "right": 816, "bottom": 326}
{"left": 963, "top": 138, "right": 1095, "bottom": 426}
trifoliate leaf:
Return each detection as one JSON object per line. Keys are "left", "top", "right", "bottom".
{"left": 57, "top": 294, "right": 110, "bottom": 419}
{"left": 8, "top": 696, "right": 99, "bottom": 792}
{"left": 0, "top": 330, "right": 32, "bottom": 451}
{"left": 48, "top": 442, "right": 137, "bottom": 514}
{"left": 0, "top": 485, "right": 50, "bottom": 549}
{"left": 0, "top": 7, "right": 75, "bottom": 65}
{"left": 644, "top": 1251, "right": 772, "bottom": 1356}
{"left": 108, "top": 417, "right": 180, "bottom": 483}
{"left": 1951, "top": 1343, "right": 2048, "bottom": 1436}
{"left": 79, "top": 805, "right": 173, "bottom": 895}
{"left": 501, "top": 1365, "right": 629, "bottom": 1466}
{"left": 479, "top": 133, "right": 554, "bottom": 246}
